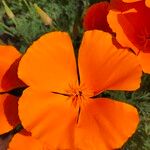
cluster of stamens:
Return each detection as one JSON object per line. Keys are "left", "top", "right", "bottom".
{"left": 67, "top": 86, "right": 84, "bottom": 108}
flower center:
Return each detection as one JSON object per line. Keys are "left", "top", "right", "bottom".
{"left": 68, "top": 87, "right": 84, "bottom": 108}
{"left": 66, "top": 85, "right": 86, "bottom": 123}
{"left": 64, "top": 84, "right": 94, "bottom": 123}
{"left": 66, "top": 83, "right": 93, "bottom": 108}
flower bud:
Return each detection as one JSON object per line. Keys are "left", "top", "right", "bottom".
{"left": 34, "top": 4, "right": 52, "bottom": 26}
{"left": 2, "top": 0, "right": 15, "bottom": 19}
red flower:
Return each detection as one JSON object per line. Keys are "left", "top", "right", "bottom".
{"left": 83, "top": 2, "right": 112, "bottom": 33}
{"left": 83, "top": 0, "right": 144, "bottom": 33}
{"left": 108, "top": 7, "right": 150, "bottom": 73}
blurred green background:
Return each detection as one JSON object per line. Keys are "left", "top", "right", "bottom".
{"left": 0, "top": 0, "right": 150, "bottom": 149}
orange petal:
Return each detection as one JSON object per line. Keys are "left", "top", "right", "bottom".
{"left": 19, "top": 88, "right": 76, "bottom": 149}
{"left": 8, "top": 133, "right": 43, "bottom": 150}
{"left": 78, "top": 30, "right": 142, "bottom": 95}
{"left": 107, "top": 9, "right": 139, "bottom": 54}
{"left": 146, "top": 0, "right": 150, "bottom": 7}
{"left": 83, "top": 2, "right": 112, "bottom": 33}
{"left": 75, "top": 98, "right": 139, "bottom": 150}
{"left": 18, "top": 32, "right": 78, "bottom": 93}
{"left": 138, "top": 51, "right": 150, "bottom": 73}
{"left": 0, "top": 46, "right": 24, "bottom": 92}
{"left": 0, "top": 94, "right": 20, "bottom": 134}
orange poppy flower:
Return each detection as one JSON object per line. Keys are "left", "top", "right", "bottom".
{"left": 18, "top": 31, "right": 142, "bottom": 149}
{"left": 108, "top": 7, "right": 150, "bottom": 73}
{"left": 0, "top": 45, "right": 24, "bottom": 134}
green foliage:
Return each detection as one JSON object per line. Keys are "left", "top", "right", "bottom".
{"left": 0, "top": 0, "right": 88, "bottom": 52}
{"left": 0, "top": 0, "right": 150, "bottom": 149}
